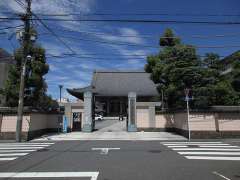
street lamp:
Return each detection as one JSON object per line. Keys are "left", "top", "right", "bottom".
{"left": 59, "top": 85, "right": 63, "bottom": 103}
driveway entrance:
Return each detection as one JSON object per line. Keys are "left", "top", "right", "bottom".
{"left": 95, "top": 118, "right": 126, "bottom": 132}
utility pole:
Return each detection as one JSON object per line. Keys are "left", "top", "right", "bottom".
{"left": 16, "top": 0, "right": 32, "bottom": 142}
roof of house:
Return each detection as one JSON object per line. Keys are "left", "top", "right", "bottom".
{"left": 0, "top": 48, "right": 13, "bottom": 64}
{"left": 220, "top": 50, "right": 240, "bottom": 65}
{"left": 67, "top": 70, "right": 159, "bottom": 99}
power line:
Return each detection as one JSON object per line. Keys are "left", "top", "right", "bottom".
{"left": 2, "top": 17, "right": 240, "bottom": 25}
{"left": 42, "top": 34, "right": 158, "bottom": 48}
{"left": 13, "top": 0, "right": 76, "bottom": 54}
{"left": 31, "top": 13, "right": 76, "bottom": 54}
{"left": 46, "top": 53, "right": 226, "bottom": 59}
{"left": 0, "top": 25, "right": 23, "bottom": 31}
{"left": 41, "top": 33, "right": 240, "bottom": 49}
{"left": 41, "top": 25, "right": 240, "bottom": 40}
{"left": 3, "top": 11, "right": 240, "bottom": 17}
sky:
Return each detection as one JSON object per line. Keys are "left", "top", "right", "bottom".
{"left": 0, "top": 0, "right": 240, "bottom": 101}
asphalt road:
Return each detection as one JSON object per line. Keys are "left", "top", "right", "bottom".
{"left": 0, "top": 140, "right": 240, "bottom": 180}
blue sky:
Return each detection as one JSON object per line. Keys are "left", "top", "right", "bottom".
{"left": 0, "top": 0, "right": 240, "bottom": 101}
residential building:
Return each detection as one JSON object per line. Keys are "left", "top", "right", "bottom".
{"left": 220, "top": 50, "right": 240, "bottom": 75}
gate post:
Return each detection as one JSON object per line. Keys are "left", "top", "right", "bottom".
{"left": 82, "top": 91, "right": 93, "bottom": 132}
{"left": 128, "top": 92, "right": 137, "bottom": 132}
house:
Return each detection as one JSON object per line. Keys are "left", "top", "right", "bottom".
{"left": 0, "top": 48, "right": 13, "bottom": 106}
{"left": 220, "top": 50, "right": 240, "bottom": 75}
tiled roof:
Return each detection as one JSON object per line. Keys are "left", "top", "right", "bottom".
{"left": 67, "top": 70, "right": 159, "bottom": 98}
{"left": 91, "top": 70, "right": 158, "bottom": 96}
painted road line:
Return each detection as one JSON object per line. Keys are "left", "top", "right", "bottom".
{"left": 172, "top": 148, "right": 240, "bottom": 151}
{"left": 0, "top": 153, "right": 28, "bottom": 157}
{"left": 0, "top": 172, "right": 99, "bottom": 180}
{"left": 0, "top": 143, "right": 54, "bottom": 145}
{"left": 178, "top": 152, "right": 240, "bottom": 155}
{"left": 199, "top": 146, "right": 238, "bottom": 148}
{"left": 185, "top": 156, "right": 240, "bottom": 160}
{"left": 92, "top": 148, "right": 120, "bottom": 155}
{"left": 0, "top": 157, "right": 17, "bottom": 161}
{"left": 213, "top": 171, "right": 231, "bottom": 180}
{"left": 164, "top": 143, "right": 230, "bottom": 146}
{"left": 167, "top": 146, "right": 188, "bottom": 148}
{"left": 0, "top": 147, "right": 44, "bottom": 150}
{"left": 0, "top": 145, "right": 50, "bottom": 147}
{"left": 0, "top": 150, "right": 36, "bottom": 153}
{"left": 163, "top": 142, "right": 222, "bottom": 144}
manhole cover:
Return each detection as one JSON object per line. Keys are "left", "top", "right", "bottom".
{"left": 37, "top": 149, "right": 49, "bottom": 152}
{"left": 148, "top": 150, "right": 162, "bottom": 153}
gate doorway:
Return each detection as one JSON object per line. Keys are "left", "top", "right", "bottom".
{"left": 72, "top": 112, "right": 82, "bottom": 131}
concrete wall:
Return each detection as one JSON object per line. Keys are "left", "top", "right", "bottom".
{"left": 0, "top": 112, "right": 61, "bottom": 140}
{"left": 137, "top": 108, "right": 240, "bottom": 138}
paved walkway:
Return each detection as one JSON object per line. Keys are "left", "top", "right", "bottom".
{"left": 95, "top": 120, "right": 126, "bottom": 132}
{"left": 33, "top": 131, "right": 186, "bottom": 141}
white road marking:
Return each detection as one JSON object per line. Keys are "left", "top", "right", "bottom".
{"left": 0, "top": 143, "right": 54, "bottom": 161}
{"left": 185, "top": 156, "right": 240, "bottom": 160}
{"left": 0, "top": 172, "right": 99, "bottom": 180}
{"left": 0, "top": 143, "right": 54, "bottom": 145}
{"left": 163, "top": 142, "right": 222, "bottom": 144}
{"left": 0, "top": 153, "right": 28, "bottom": 157}
{"left": 0, "top": 145, "right": 50, "bottom": 147}
{"left": 0, "top": 157, "right": 17, "bottom": 161}
{"left": 172, "top": 148, "right": 240, "bottom": 151}
{"left": 164, "top": 141, "right": 240, "bottom": 161}
{"left": 199, "top": 146, "right": 238, "bottom": 148}
{"left": 164, "top": 144, "right": 230, "bottom": 146}
{"left": 167, "top": 146, "right": 188, "bottom": 148}
{"left": 92, "top": 148, "right": 120, "bottom": 155}
{"left": 212, "top": 171, "right": 231, "bottom": 180}
{"left": 0, "top": 150, "right": 36, "bottom": 153}
{"left": 0, "top": 147, "right": 44, "bottom": 150}
{"left": 178, "top": 152, "right": 240, "bottom": 155}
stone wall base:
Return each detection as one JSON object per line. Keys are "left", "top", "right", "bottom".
{"left": 137, "top": 128, "right": 175, "bottom": 132}
{"left": 137, "top": 128, "right": 240, "bottom": 139}
{"left": 0, "top": 128, "right": 58, "bottom": 141}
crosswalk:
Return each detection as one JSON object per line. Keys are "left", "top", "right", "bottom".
{"left": 162, "top": 141, "right": 240, "bottom": 161}
{"left": 0, "top": 142, "right": 55, "bottom": 161}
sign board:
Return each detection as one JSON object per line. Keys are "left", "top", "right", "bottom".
{"left": 63, "top": 116, "right": 68, "bottom": 133}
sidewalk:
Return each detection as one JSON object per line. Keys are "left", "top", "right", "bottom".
{"left": 32, "top": 131, "right": 187, "bottom": 141}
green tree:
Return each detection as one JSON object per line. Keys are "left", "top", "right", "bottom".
{"left": 145, "top": 28, "right": 239, "bottom": 109}
{"left": 2, "top": 29, "right": 57, "bottom": 111}
{"left": 146, "top": 29, "right": 203, "bottom": 108}
{"left": 159, "top": 28, "right": 181, "bottom": 47}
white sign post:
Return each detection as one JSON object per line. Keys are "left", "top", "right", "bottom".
{"left": 185, "top": 88, "right": 191, "bottom": 141}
